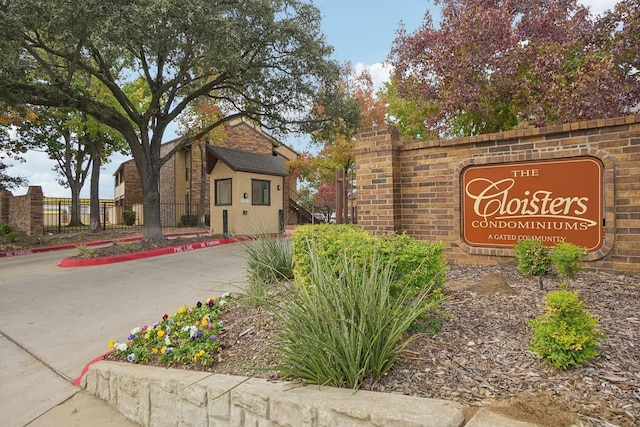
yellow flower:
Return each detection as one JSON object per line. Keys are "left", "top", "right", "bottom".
{"left": 152, "top": 348, "right": 158, "bottom": 354}
{"left": 161, "top": 346, "right": 167, "bottom": 354}
{"left": 108, "top": 340, "right": 115, "bottom": 349}
{"left": 157, "top": 330, "right": 165, "bottom": 338}
{"left": 198, "top": 349, "right": 205, "bottom": 356}
{"left": 144, "top": 332, "right": 150, "bottom": 340}
{"left": 177, "top": 306, "right": 186, "bottom": 314}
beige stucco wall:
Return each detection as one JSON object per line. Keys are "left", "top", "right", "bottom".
{"left": 210, "top": 162, "right": 285, "bottom": 236}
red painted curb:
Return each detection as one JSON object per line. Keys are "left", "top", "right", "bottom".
{"left": 72, "top": 350, "right": 114, "bottom": 386}
{"left": 0, "top": 231, "right": 209, "bottom": 259}
{"left": 57, "top": 236, "right": 252, "bottom": 267}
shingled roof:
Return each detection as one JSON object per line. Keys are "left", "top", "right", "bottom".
{"left": 206, "top": 145, "right": 288, "bottom": 177}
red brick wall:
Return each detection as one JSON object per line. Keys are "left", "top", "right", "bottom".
{"left": 123, "top": 160, "right": 143, "bottom": 209}
{"left": 355, "top": 115, "right": 640, "bottom": 275}
{"left": 222, "top": 122, "right": 276, "bottom": 155}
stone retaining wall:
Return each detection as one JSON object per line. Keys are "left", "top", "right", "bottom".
{"left": 84, "top": 361, "right": 465, "bottom": 427}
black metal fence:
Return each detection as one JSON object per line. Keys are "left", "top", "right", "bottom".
{"left": 43, "top": 197, "right": 209, "bottom": 234}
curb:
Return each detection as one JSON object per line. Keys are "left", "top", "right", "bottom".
{"left": 0, "top": 230, "right": 210, "bottom": 259}
{"left": 58, "top": 236, "right": 252, "bottom": 267}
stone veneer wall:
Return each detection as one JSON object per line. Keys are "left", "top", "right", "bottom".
{"left": 84, "top": 362, "right": 465, "bottom": 427}
{"left": 355, "top": 115, "right": 640, "bottom": 275}
{"left": 0, "top": 186, "right": 43, "bottom": 236}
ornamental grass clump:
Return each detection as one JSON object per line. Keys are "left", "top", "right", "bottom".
{"left": 242, "top": 231, "right": 294, "bottom": 306}
{"left": 109, "top": 294, "right": 230, "bottom": 367}
{"left": 528, "top": 289, "right": 605, "bottom": 369}
{"left": 271, "top": 244, "right": 444, "bottom": 389}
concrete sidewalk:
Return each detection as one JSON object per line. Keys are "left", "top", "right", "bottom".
{"left": 0, "top": 239, "right": 247, "bottom": 427}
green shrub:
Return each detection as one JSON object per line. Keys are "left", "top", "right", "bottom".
{"left": 271, "top": 245, "right": 443, "bottom": 388}
{"left": 514, "top": 239, "right": 552, "bottom": 289}
{"left": 550, "top": 242, "right": 587, "bottom": 284}
{"left": 0, "top": 223, "right": 20, "bottom": 243}
{"left": 292, "top": 225, "right": 446, "bottom": 297}
{"left": 242, "top": 232, "right": 294, "bottom": 306}
{"left": 292, "top": 224, "right": 372, "bottom": 288}
{"left": 179, "top": 213, "right": 210, "bottom": 227}
{"left": 123, "top": 210, "right": 136, "bottom": 226}
{"left": 527, "top": 290, "right": 605, "bottom": 369}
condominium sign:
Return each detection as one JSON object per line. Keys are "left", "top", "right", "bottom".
{"left": 461, "top": 157, "right": 603, "bottom": 251}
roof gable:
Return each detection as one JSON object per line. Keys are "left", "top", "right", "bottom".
{"left": 206, "top": 145, "right": 288, "bottom": 177}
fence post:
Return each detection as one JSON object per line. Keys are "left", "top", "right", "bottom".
{"left": 58, "top": 201, "right": 62, "bottom": 233}
{"left": 103, "top": 202, "right": 107, "bottom": 230}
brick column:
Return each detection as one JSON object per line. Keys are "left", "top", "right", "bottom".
{"left": 27, "top": 186, "right": 44, "bottom": 236}
{"left": 0, "top": 190, "right": 11, "bottom": 224}
{"left": 354, "top": 125, "right": 402, "bottom": 235}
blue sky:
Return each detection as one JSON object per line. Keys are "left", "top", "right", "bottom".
{"left": 6, "top": 0, "right": 618, "bottom": 199}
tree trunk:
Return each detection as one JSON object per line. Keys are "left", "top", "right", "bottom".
{"left": 68, "top": 181, "right": 83, "bottom": 226}
{"left": 140, "top": 167, "right": 163, "bottom": 242}
{"left": 89, "top": 140, "right": 102, "bottom": 233}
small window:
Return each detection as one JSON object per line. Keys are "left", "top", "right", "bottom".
{"left": 252, "top": 179, "right": 270, "bottom": 206}
{"left": 215, "top": 179, "right": 232, "bottom": 206}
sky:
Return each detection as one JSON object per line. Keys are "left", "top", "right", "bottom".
{"left": 5, "top": 0, "right": 620, "bottom": 199}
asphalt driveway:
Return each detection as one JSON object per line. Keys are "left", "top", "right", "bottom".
{"left": 0, "top": 242, "right": 247, "bottom": 426}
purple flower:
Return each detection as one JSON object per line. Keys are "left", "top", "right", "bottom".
{"left": 128, "top": 334, "right": 135, "bottom": 341}
{"left": 208, "top": 300, "right": 215, "bottom": 307}
{"left": 196, "top": 330, "right": 204, "bottom": 339}
{"left": 209, "top": 335, "right": 218, "bottom": 341}
{"left": 127, "top": 353, "right": 136, "bottom": 362}
{"left": 165, "top": 347, "right": 173, "bottom": 354}
{"left": 196, "top": 301, "right": 202, "bottom": 308}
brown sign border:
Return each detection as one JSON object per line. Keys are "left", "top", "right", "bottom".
{"left": 460, "top": 157, "right": 604, "bottom": 252}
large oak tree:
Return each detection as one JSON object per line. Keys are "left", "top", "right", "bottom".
{"left": 389, "top": 0, "right": 639, "bottom": 138}
{"left": 0, "top": 0, "right": 358, "bottom": 241}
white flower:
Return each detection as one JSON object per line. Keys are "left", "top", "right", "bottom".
{"left": 164, "top": 336, "right": 171, "bottom": 346}
{"left": 218, "top": 300, "right": 227, "bottom": 307}
{"left": 130, "top": 326, "right": 141, "bottom": 335}
{"left": 115, "top": 342, "right": 128, "bottom": 352}
{"left": 221, "top": 292, "right": 231, "bottom": 299}
{"left": 189, "top": 325, "right": 198, "bottom": 338}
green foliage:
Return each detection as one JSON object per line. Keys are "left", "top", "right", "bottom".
{"left": 292, "top": 224, "right": 372, "bottom": 287}
{"left": 550, "top": 243, "right": 587, "bottom": 282}
{"left": 179, "top": 214, "right": 210, "bottom": 227}
{"left": 292, "top": 225, "right": 446, "bottom": 298}
{"left": 514, "top": 239, "right": 552, "bottom": 289}
{"left": 75, "top": 245, "right": 99, "bottom": 259}
{"left": 109, "top": 295, "right": 229, "bottom": 367}
{"left": 0, "top": 223, "right": 20, "bottom": 243}
{"left": 528, "top": 290, "right": 605, "bottom": 369}
{"left": 243, "top": 232, "right": 294, "bottom": 306}
{"left": 271, "top": 246, "right": 443, "bottom": 388}
{"left": 123, "top": 210, "right": 136, "bottom": 226}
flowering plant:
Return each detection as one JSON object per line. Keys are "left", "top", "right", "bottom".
{"left": 108, "top": 293, "right": 230, "bottom": 367}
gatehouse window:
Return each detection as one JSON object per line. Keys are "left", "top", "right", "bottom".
{"left": 252, "top": 179, "right": 270, "bottom": 205}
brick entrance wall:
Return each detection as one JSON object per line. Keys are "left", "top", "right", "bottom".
{"left": 355, "top": 115, "right": 640, "bottom": 275}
